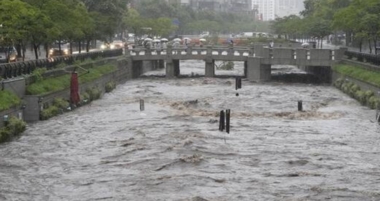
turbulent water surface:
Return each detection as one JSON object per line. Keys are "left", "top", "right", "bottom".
{"left": 1, "top": 61, "right": 380, "bottom": 201}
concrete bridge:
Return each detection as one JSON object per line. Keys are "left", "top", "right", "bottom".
{"left": 126, "top": 45, "right": 346, "bottom": 83}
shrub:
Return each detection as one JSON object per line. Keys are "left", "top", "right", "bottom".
{"left": 32, "top": 68, "right": 47, "bottom": 82}
{"left": 53, "top": 98, "right": 70, "bottom": 110}
{"left": 0, "top": 116, "right": 26, "bottom": 143}
{"left": 40, "top": 106, "right": 60, "bottom": 120}
{"left": 368, "top": 96, "right": 380, "bottom": 109}
{"left": 86, "top": 87, "right": 101, "bottom": 101}
{"left": 355, "top": 91, "right": 366, "bottom": 105}
{"left": 334, "top": 78, "right": 344, "bottom": 88}
{"left": 349, "top": 84, "right": 360, "bottom": 97}
{"left": 218, "top": 61, "right": 234, "bottom": 70}
{"left": 105, "top": 81, "right": 116, "bottom": 93}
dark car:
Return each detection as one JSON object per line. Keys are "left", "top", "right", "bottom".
{"left": 49, "top": 48, "right": 70, "bottom": 57}
{"left": 0, "top": 46, "right": 17, "bottom": 63}
{"left": 49, "top": 42, "right": 70, "bottom": 57}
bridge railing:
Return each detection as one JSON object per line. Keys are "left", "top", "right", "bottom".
{"left": 0, "top": 49, "right": 122, "bottom": 80}
{"left": 128, "top": 45, "right": 252, "bottom": 57}
{"left": 129, "top": 46, "right": 342, "bottom": 63}
{"left": 345, "top": 50, "right": 380, "bottom": 66}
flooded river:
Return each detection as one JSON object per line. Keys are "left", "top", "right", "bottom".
{"left": 1, "top": 61, "right": 380, "bottom": 201}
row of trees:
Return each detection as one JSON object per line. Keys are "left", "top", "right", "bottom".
{"left": 131, "top": 0, "right": 270, "bottom": 36}
{"left": 271, "top": 0, "right": 380, "bottom": 53}
{"left": 0, "top": 0, "right": 271, "bottom": 60}
{"left": 0, "top": 0, "right": 129, "bottom": 60}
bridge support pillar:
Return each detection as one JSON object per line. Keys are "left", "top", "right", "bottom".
{"left": 158, "top": 60, "right": 165, "bottom": 69}
{"left": 244, "top": 61, "right": 248, "bottom": 78}
{"left": 151, "top": 60, "right": 157, "bottom": 70}
{"left": 166, "top": 59, "right": 180, "bottom": 78}
{"left": 205, "top": 59, "right": 215, "bottom": 77}
{"left": 132, "top": 60, "right": 143, "bottom": 78}
{"left": 247, "top": 57, "right": 271, "bottom": 82}
{"left": 173, "top": 60, "right": 180, "bottom": 77}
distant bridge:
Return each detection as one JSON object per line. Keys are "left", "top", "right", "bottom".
{"left": 127, "top": 44, "right": 345, "bottom": 83}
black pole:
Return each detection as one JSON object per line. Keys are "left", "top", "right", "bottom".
{"left": 219, "top": 110, "right": 225, "bottom": 131}
{"left": 140, "top": 99, "right": 144, "bottom": 111}
{"left": 226, "top": 109, "right": 230, "bottom": 134}
{"left": 298, "top": 100, "right": 303, "bottom": 111}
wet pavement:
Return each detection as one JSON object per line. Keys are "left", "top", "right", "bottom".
{"left": 1, "top": 61, "right": 380, "bottom": 200}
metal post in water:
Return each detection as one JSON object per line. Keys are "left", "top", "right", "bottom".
{"left": 298, "top": 100, "right": 303, "bottom": 111}
{"left": 140, "top": 99, "right": 145, "bottom": 111}
{"left": 235, "top": 78, "right": 242, "bottom": 90}
{"left": 226, "top": 109, "right": 230, "bottom": 134}
{"left": 219, "top": 110, "right": 225, "bottom": 131}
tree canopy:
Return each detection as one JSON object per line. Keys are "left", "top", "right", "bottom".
{"left": 272, "top": 0, "right": 380, "bottom": 52}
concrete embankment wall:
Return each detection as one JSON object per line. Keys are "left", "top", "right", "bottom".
{"left": 1, "top": 55, "right": 155, "bottom": 125}
{"left": 332, "top": 60, "right": 380, "bottom": 98}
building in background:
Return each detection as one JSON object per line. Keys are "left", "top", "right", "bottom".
{"left": 275, "top": 0, "right": 304, "bottom": 18}
{"left": 130, "top": 0, "right": 256, "bottom": 19}
{"left": 252, "top": 0, "right": 275, "bottom": 21}
{"left": 252, "top": 0, "right": 304, "bottom": 21}
{"left": 189, "top": 0, "right": 253, "bottom": 14}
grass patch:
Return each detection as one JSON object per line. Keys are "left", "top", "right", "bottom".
{"left": 0, "top": 116, "right": 26, "bottom": 143}
{"left": 0, "top": 90, "right": 21, "bottom": 112}
{"left": 26, "top": 64, "right": 117, "bottom": 95}
{"left": 332, "top": 64, "right": 380, "bottom": 87}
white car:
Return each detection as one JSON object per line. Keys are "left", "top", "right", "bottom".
{"left": 0, "top": 46, "right": 17, "bottom": 63}
{"left": 110, "top": 40, "right": 124, "bottom": 49}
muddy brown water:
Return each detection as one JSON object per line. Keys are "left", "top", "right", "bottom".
{"left": 1, "top": 61, "right": 380, "bottom": 201}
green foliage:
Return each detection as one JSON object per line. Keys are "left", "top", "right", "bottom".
{"left": 218, "top": 61, "right": 234, "bottom": 70}
{"left": 56, "top": 62, "right": 68, "bottom": 69}
{"left": 0, "top": 90, "right": 21, "bottom": 112}
{"left": 53, "top": 98, "right": 69, "bottom": 109}
{"left": 349, "top": 84, "right": 360, "bottom": 97}
{"left": 81, "top": 92, "right": 90, "bottom": 101}
{"left": 32, "top": 68, "right": 47, "bottom": 82}
{"left": 40, "top": 105, "right": 59, "bottom": 120}
{"left": 86, "top": 87, "right": 101, "bottom": 101}
{"left": 334, "top": 77, "right": 380, "bottom": 109}
{"left": 26, "top": 64, "right": 117, "bottom": 95}
{"left": 105, "top": 81, "right": 116, "bottom": 93}
{"left": 333, "top": 64, "right": 380, "bottom": 87}
{"left": 0, "top": 116, "right": 26, "bottom": 143}
{"left": 368, "top": 96, "right": 380, "bottom": 109}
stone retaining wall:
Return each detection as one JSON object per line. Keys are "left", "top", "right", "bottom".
{"left": 0, "top": 55, "right": 139, "bottom": 125}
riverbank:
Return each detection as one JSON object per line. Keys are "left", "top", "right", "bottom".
{"left": 332, "top": 62, "right": 380, "bottom": 110}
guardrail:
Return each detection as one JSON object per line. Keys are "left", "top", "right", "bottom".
{"left": 345, "top": 50, "right": 380, "bottom": 66}
{"left": 0, "top": 49, "right": 123, "bottom": 80}
{"left": 129, "top": 46, "right": 252, "bottom": 57}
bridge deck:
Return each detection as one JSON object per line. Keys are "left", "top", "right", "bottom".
{"left": 128, "top": 46, "right": 343, "bottom": 67}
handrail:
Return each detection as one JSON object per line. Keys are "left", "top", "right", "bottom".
{"left": 0, "top": 49, "right": 122, "bottom": 80}
{"left": 344, "top": 50, "right": 380, "bottom": 66}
